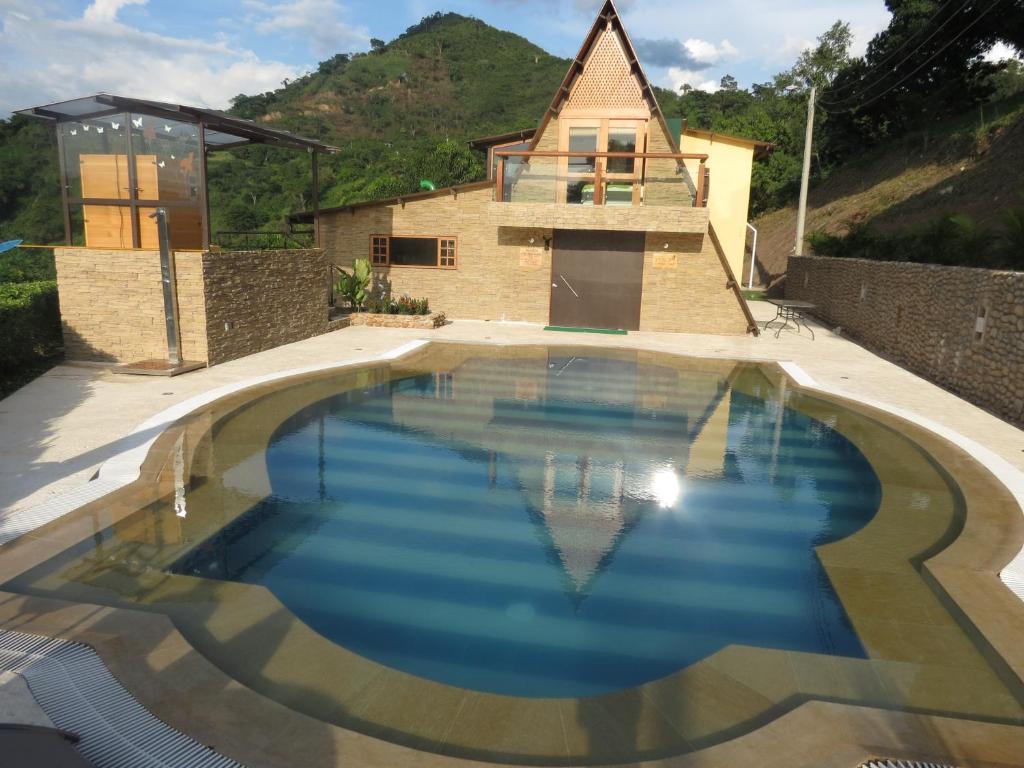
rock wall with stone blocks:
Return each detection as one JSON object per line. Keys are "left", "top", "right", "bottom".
{"left": 788, "top": 255, "right": 1024, "bottom": 426}
{"left": 202, "top": 248, "right": 328, "bottom": 366}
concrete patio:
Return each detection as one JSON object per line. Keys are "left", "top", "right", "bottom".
{"left": 2, "top": 300, "right": 1022, "bottom": 521}
{"left": 0, "top": 299, "right": 1023, "bottom": 767}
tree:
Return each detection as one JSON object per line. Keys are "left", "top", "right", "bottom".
{"left": 719, "top": 74, "right": 739, "bottom": 91}
{"left": 789, "top": 20, "right": 853, "bottom": 90}
{"left": 370, "top": 38, "right": 386, "bottom": 52}
{"left": 223, "top": 200, "right": 263, "bottom": 232}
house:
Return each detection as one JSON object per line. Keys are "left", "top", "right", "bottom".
{"left": 300, "top": 0, "right": 766, "bottom": 335}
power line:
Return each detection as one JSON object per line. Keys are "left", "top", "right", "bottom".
{"left": 821, "top": 0, "right": 982, "bottom": 106}
{"left": 817, "top": 1, "right": 1001, "bottom": 115}
{"left": 824, "top": 0, "right": 973, "bottom": 98}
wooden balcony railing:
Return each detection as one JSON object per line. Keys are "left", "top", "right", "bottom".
{"left": 492, "top": 149, "right": 710, "bottom": 208}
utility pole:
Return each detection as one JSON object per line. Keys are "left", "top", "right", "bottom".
{"left": 794, "top": 84, "right": 816, "bottom": 257}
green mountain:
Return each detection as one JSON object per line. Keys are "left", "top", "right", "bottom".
{"left": 0, "top": 12, "right": 577, "bottom": 245}
{"left": 1, "top": 12, "right": 699, "bottom": 245}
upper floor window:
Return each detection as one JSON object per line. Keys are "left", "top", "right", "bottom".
{"left": 560, "top": 118, "right": 646, "bottom": 205}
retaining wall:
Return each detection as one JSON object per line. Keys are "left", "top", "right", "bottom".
{"left": 787, "top": 255, "right": 1024, "bottom": 426}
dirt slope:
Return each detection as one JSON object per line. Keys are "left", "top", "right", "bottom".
{"left": 751, "top": 98, "right": 1024, "bottom": 286}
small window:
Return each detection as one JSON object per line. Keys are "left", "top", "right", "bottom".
{"left": 370, "top": 235, "right": 389, "bottom": 265}
{"left": 369, "top": 235, "right": 457, "bottom": 268}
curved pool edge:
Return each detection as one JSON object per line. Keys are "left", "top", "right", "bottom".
{"left": 777, "top": 360, "right": 1024, "bottom": 600}
{"left": 1, "top": 341, "right": 1023, "bottom": 767}
{"left": 0, "top": 339, "right": 432, "bottom": 549}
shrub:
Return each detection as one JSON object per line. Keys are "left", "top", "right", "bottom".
{"left": 0, "top": 280, "right": 61, "bottom": 371}
{"left": 363, "top": 294, "right": 430, "bottom": 315}
{"left": 808, "top": 211, "right": 1024, "bottom": 271}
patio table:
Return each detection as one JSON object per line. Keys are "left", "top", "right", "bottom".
{"left": 764, "top": 298, "right": 816, "bottom": 339}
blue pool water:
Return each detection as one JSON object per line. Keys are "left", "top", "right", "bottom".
{"left": 174, "top": 352, "right": 880, "bottom": 698}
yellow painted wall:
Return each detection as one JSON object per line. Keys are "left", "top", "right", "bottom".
{"left": 680, "top": 134, "right": 754, "bottom": 280}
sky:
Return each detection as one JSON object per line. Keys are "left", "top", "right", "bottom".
{"left": 0, "top": 0, "right": 982, "bottom": 118}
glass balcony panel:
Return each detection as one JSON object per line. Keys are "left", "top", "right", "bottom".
{"left": 496, "top": 153, "right": 701, "bottom": 208}
{"left": 503, "top": 156, "right": 559, "bottom": 203}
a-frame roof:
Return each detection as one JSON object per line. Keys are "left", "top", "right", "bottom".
{"left": 528, "top": 0, "right": 681, "bottom": 155}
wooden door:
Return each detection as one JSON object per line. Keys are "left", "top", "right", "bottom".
{"left": 549, "top": 230, "right": 645, "bottom": 331}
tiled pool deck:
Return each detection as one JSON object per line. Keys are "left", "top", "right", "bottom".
{"left": 0, "top": 302, "right": 1023, "bottom": 767}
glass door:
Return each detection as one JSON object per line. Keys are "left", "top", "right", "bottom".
{"left": 559, "top": 119, "right": 646, "bottom": 205}
{"left": 565, "top": 126, "right": 599, "bottom": 204}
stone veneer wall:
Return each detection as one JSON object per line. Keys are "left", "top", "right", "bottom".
{"left": 320, "top": 186, "right": 749, "bottom": 335}
{"left": 788, "top": 255, "right": 1024, "bottom": 426}
{"left": 202, "top": 248, "right": 328, "bottom": 365}
{"left": 54, "top": 248, "right": 207, "bottom": 363}
{"left": 54, "top": 247, "right": 327, "bottom": 367}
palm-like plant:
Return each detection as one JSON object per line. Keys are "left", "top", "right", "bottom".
{"left": 334, "top": 257, "right": 372, "bottom": 311}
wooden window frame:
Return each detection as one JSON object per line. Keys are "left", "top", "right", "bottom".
{"left": 557, "top": 117, "right": 648, "bottom": 205}
{"left": 370, "top": 234, "right": 389, "bottom": 266}
{"left": 368, "top": 234, "right": 458, "bottom": 270}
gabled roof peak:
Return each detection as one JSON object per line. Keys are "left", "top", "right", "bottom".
{"left": 529, "top": 0, "right": 681, "bottom": 154}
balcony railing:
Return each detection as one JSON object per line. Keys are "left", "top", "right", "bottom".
{"left": 493, "top": 150, "right": 709, "bottom": 208}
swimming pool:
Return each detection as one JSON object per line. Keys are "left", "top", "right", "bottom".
{"left": 172, "top": 351, "right": 876, "bottom": 697}
{"left": 6, "top": 343, "right": 1023, "bottom": 763}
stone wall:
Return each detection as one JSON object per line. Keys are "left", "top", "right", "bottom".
{"left": 54, "top": 248, "right": 206, "bottom": 363}
{"left": 202, "top": 248, "right": 328, "bottom": 365}
{"left": 54, "top": 247, "right": 327, "bottom": 367}
{"left": 320, "top": 186, "right": 750, "bottom": 335}
{"left": 788, "top": 255, "right": 1024, "bottom": 426}
{"left": 639, "top": 232, "right": 749, "bottom": 335}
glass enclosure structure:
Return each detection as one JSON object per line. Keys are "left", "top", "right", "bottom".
{"left": 17, "top": 94, "right": 337, "bottom": 251}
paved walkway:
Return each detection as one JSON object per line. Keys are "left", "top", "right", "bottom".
{"left": 1, "top": 301, "right": 1022, "bottom": 519}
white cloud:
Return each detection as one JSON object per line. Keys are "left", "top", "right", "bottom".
{"left": 244, "top": 0, "right": 369, "bottom": 58}
{"left": 985, "top": 41, "right": 1022, "bottom": 63}
{"left": 667, "top": 67, "right": 721, "bottom": 94}
{"left": 0, "top": 0, "right": 305, "bottom": 116}
{"left": 82, "top": 0, "right": 146, "bottom": 24}
{"left": 683, "top": 38, "right": 738, "bottom": 65}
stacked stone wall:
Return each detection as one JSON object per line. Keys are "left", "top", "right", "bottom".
{"left": 788, "top": 255, "right": 1024, "bottom": 426}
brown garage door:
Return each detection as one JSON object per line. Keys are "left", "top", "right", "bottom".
{"left": 549, "top": 229, "right": 645, "bottom": 331}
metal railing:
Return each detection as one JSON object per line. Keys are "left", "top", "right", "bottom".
{"left": 213, "top": 229, "right": 315, "bottom": 251}
{"left": 492, "top": 149, "right": 710, "bottom": 208}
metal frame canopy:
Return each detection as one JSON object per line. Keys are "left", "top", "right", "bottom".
{"left": 17, "top": 93, "right": 337, "bottom": 250}
{"left": 16, "top": 93, "right": 337, "bottom": 153}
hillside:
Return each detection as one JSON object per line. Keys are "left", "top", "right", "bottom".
{"left": 752, "top": 95, "right": 1024, "bottom": 283}
{"left": 0, "top": 13, "right": 575, "bottom": 243}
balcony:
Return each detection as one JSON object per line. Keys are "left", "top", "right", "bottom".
{"left": 487, "top": 149, "right": 710, "bottom": 234}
